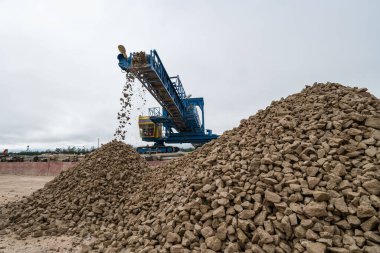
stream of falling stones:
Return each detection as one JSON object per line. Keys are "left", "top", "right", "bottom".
{"left": 114, "top": 71, "right": 146, "bottom": 141}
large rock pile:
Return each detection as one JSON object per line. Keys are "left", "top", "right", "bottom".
{"left": 0, "top": 141, "right": 148, "bottom": 239}
{"left": 118, "top": 83, "right": 380, "bottom": 253}
{"left": 1, "top": 83, "right": 380, "bottom": 253}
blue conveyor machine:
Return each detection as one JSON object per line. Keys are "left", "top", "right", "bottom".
{"left": 117, "top": 47, "right": 218, "bottom": 148}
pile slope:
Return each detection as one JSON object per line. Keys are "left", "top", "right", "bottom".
{"left": 116, "top": 83, "right": 380, "bottom": 253}
{"left": 0, "top": 141, "right": 148, "bottom": 240}
{"left": 1, "top": 83, "right": 380, "bottom": 253}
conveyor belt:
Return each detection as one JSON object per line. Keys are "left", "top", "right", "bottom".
{"left": 117, "top": 50, "right": 200, "bottom": 133}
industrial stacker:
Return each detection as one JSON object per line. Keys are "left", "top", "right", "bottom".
{"left": 117, "top": 46, "right": 218, "bottom": 153}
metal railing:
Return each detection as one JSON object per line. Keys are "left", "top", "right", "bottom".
{"left": 149, "top": 50, "right": 188, "bottom": 117}
{"left": 148, "top": 107, "right": 162, "bottom": 117}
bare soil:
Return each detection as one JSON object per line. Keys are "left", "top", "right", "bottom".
{"left": 0, "top": 175, "right": 54, "bottom": 205}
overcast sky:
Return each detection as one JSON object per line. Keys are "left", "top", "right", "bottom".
{"left": 1, "top": 0, "right": 379, "bottom": 151}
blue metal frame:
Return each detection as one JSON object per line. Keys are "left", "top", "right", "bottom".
{"left": 149, "top": 51, "right": 188, "bottom": 119}
{"left": 117, "top": 50, "right": 218, "bottom": 144}
{"left": 148, "top": 107, "right": 161, "bottom": 117}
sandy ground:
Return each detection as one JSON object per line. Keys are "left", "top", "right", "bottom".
{"left": 0, "top": 175, "right": 84, "bottom": 253}
{"left": 0, "top": 235, "right": 82, "bottom": 253}
{"left": 0, "top": 175, "right": 54, "bottom": 205}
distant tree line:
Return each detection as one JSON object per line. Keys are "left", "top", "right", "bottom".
{"left": 180, "top": 147, "right": 195, "bottom": 152}
{"left": 7, "top": 145, "right": 194, "bottom": 157}
{"left": 10, "top": 146, "right": 96, "bottom": 156}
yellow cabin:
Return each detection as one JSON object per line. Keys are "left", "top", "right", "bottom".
{"left": 138, "top": 116, "right": 162, "bottom": 139}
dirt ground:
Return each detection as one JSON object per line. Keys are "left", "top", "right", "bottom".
{"left": 0, "top": 175, "right": 54, "bottom": 205}
{"left": 0, "top": 175, "right": 85, "bottom": 253}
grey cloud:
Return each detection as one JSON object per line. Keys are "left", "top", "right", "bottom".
{"left": 0, "top": 0, "right": 379, "bottom": 151}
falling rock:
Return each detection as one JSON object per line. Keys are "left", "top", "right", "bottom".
{"left": 303, "top": 201, "right": 328, "bottom": 217}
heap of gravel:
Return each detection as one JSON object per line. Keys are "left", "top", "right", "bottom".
{"left": 0, "top": 141, "right": 147, "bottom": 240}
{"left": 1, "top": 83, "right": 380, "bottom": 253}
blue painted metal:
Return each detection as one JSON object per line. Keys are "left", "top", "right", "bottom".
{"left": 148, "top": 107, "right": 161, "bottom": 117}
{"left": 117, "top": 49, "right": 218, "bottom": 145}
{"left": 136, "top": 146, "right": 179, "bottom": 154}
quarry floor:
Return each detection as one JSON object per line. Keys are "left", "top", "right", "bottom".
{"left": 0, "top": 174, "right": 82, "bottom": 253}
{"left": 0, "top": 175, "right": 54, "bottom": 205}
